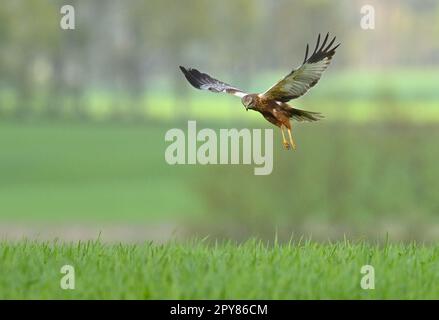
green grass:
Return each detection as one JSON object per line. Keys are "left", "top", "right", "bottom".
{"left": 1, "top": 239, "right": 438, "bottom": 299}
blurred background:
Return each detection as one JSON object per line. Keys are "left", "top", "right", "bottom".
{"left": 1, "top": 0, "right": 439, "bottom": 242}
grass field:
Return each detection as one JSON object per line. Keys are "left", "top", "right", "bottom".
{"left": 1, "top": 239, "right": 438, "bottom": 299}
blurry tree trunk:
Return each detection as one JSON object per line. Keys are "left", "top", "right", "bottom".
{"left": 15, "top": 55, "right": 32, "bottom": 119}
{"left": 46, "top": 52, "right": 63, "bottom": 119}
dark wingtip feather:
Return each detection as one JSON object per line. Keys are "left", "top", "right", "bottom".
{"left": 179, "top": 65, "right": 191, "bottom": 79}
{"left": 305, "top": 33, "right": 340, "bottom": 63}
{"left": 313, "top": 33, "right": 321, "bottom": 54}
{"left": 323, "top": 36, "right": 336, "bottom": 52}
{"left": 303, "top": 44, "right": 309, "bottom": 63}
{"left": 179, "top": 66, "right": 204, "bottom": 90}
{"left": 320, "top": 33, "right": 329, "bottom": 51}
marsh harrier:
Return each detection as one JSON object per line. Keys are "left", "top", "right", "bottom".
{"left": 180, "top": 33, "right": 339, "bottom": 150}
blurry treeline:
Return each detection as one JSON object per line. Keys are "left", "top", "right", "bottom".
{"left": 0, "top": 0, "right": 439, "bottom": 122}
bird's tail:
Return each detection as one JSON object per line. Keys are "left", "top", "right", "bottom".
{"left": 287, "top": 108, "right": 324, "bottom": 122}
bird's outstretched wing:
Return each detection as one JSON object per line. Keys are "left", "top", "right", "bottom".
{"left": 180, "top": 66, "right": 247, "bottom": 98}
{"left": 261, "top": 33, "right": 340, "bottom": 103}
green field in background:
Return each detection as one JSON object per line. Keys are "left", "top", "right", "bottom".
{"left": 0, "top": 122, "right": 204, "bottom": 222}
{"left": 2, "top": 69, "right": 439, "bottom": 122}
{"left": 1, "top": 239, "right": 438, "bottom": 299}
{"left": 1, "top": 120, "right": 439, "bottom": 240}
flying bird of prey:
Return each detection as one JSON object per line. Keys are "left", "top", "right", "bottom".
{"left": 180, "top": 33, "right": 339, "bottom": 150}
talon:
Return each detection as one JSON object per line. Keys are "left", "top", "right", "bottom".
{"left": 283, "top": 141, "right": 291, "bottom": 150}
{"left": 287, "top": 127, "right": 296, "bottom": 151}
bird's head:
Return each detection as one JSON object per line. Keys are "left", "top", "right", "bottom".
{"left": 241, "top": 95, "right": 255, "bottom": 111}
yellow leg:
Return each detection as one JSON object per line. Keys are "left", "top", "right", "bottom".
{"left": 281, "top": 126, "right": 290, "bottom": 150}
{"left": 287, "top": 128, "right": 296, "bottom": 150}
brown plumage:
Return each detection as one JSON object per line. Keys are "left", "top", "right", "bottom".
{"left": 180, "top": 33, "right": 339, "bottom": 150}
